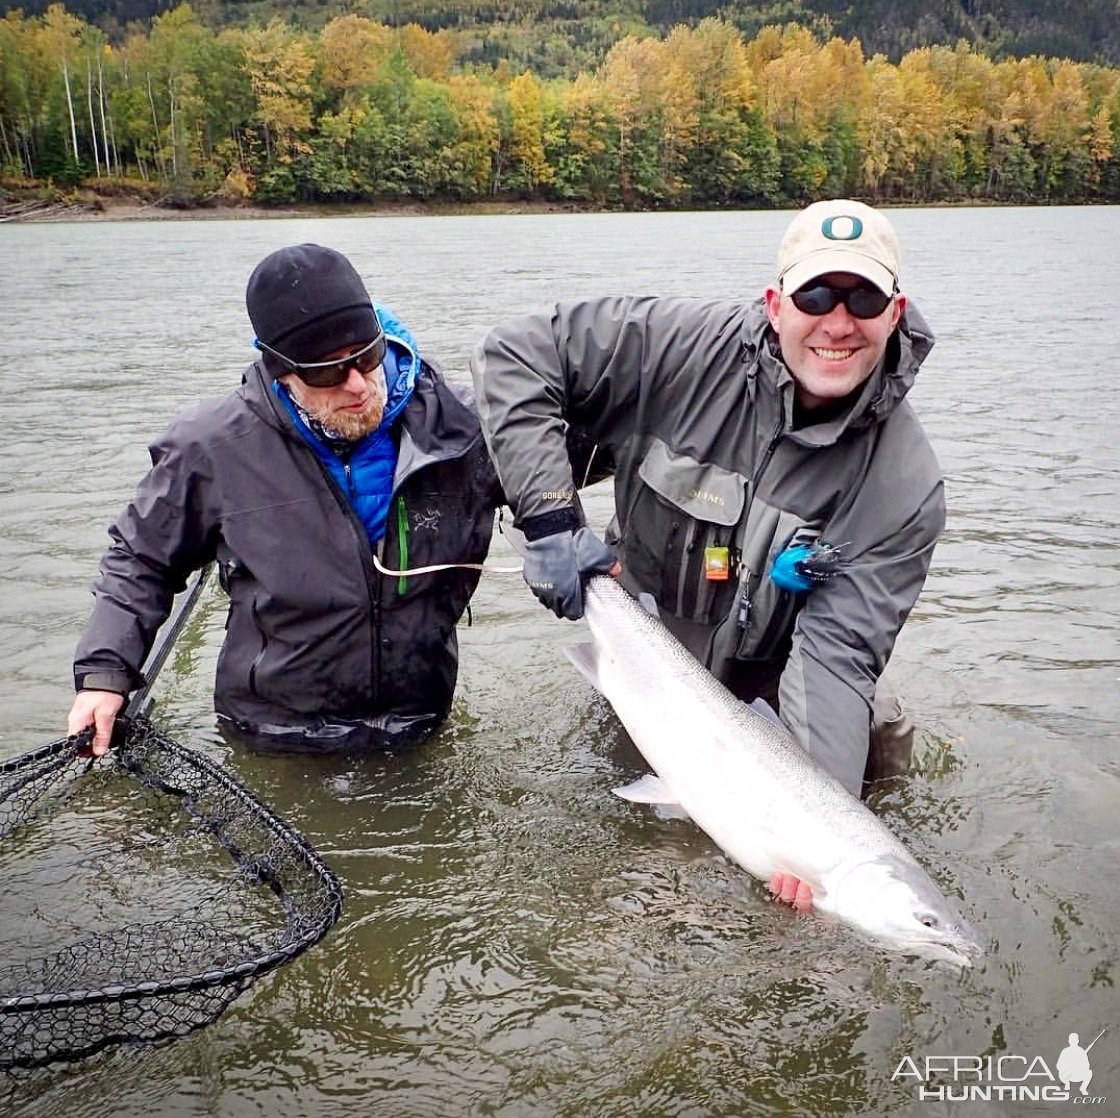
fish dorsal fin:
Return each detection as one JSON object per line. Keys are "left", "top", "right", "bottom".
{"left": 499, "top": 519, "right": 530, "bottom": 557}
{"left": 564, "top": 642, "right": 603, "bottom": 694}
{"left": 747, "top": 697, "right": 785, "bottom": 730}
{"left": 637, "top": 592, "right": 660, "bottom": 618}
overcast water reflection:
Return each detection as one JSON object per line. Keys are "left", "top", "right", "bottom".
{"left": 1, "top": 206, "right": 1117, "bottom": 1117}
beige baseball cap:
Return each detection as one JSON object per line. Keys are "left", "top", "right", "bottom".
{"left": 777, "top": 199, "right": 900, "bottom": 297}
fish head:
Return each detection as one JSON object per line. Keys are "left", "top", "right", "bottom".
{"left": 826, "top": 854, "right": 984, "bottom": 967}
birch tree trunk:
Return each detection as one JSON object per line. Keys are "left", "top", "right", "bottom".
{"left": 97, "top": 56, "right": 116, "bottom": 176}
{"left": 0, "top": 117, "right": 16, "bottom": 172}
{"left": 86, "top": 57, "right": 101, "bottom": 176}
{"left": 168, "top": 75, "right": 179, "bottom": 181}
{"left": 146, "top": 71, "right": 166, "bottom": 180}
{"left": 62, "top": 56, "right": 79, "bottom": 165}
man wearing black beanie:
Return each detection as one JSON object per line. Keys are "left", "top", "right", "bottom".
{"left": 68, "top": 244, "right": 503, "bottom": 754}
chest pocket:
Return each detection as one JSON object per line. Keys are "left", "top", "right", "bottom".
{"left": 721, "top": 502, "right": 820, "bottom": 663}
{"left": 622, "top": 439, "right": 747, "bottom": 623}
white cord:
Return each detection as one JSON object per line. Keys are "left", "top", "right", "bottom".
{"left": 372, "top": 553, "right": 524, "bottom": 578}
{"left": 374, "top": 453, "right": 599, "bottom": 580}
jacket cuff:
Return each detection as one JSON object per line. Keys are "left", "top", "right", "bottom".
{"left": 519, "top": 508, "right": 583, "bottom": 541}
{"left": 74, "top": 670, "right": 134, "bottom": 697}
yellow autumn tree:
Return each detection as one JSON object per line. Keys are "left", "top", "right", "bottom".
{"left": 991, "top": 56, "right": 1080, "bottom": 197}
{"left": 506, "top": 70, "right": 553, "bottom": 190}
{"left": 397, "top": 24, "right": 454, "bottom": 81}
{"left": 318, "top": 16, "right": 392, "bottom": 97}
{"left": 858, "top": 51, "right": 950, "bottom": 199}
{"left": 659, "top": 29, "right": 700, "bottom": 192}
{"left": 997, "top": 57, "right": 1052, "bottom": 148}
{"left": 663, "top": 19, "right": 771, "bottom": 201}
{"left": 893, "top": 48, "right": 960, "bottom": 196}
{"left": 1040, "top": 60, "right": 1093, "bottom": 192}
{"left": 756, "top": 25, "right": 824, "bottom": 133}
{"left": 242, "top": 19, "right": 315, "bottom": 179}
{"left": 1081, "top": 64, "right": 1120, "bottom": 192}
{"left": 552, "top": 71, "right": 613, "bottom": 200}
{"left": 40, "top": 3, "right": 83, "bottom": 166}
{"left": 916, "top": 43, "right": 1001, "bottom": 194}
{"left": 599, "top": 35, "right": 665, "bottom": 200}
{"left": 447, "top": 72, "right": 499, "bottom": 196}
{"left": 752, "top": 27, "right": 867, "bottom": 197}
{"left": 1088, "top": 100, "right": 1115, "bottom": 182}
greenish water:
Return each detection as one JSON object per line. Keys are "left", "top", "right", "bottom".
{"left": 1, "top": 208, "right": 1117, "bottom": 1116}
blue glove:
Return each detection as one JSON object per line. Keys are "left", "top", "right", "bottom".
{"left": 523, "top": 527, "right": 617, "bottom": 620}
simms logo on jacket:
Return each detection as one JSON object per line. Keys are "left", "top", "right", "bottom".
{"left": 892, "top": 1027, "right": 1108, "bottom": 1104}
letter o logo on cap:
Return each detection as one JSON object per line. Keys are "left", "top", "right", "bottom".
{"left": 821, "top": 215, "right": 863, "bottom": 241}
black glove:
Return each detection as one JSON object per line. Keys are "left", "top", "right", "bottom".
{"left": 522, "top": 527, "right": 617, "bottom": 620}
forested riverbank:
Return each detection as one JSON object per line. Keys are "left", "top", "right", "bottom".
{"left": 3, "top": 4, "right": 1119, "bottom": 212}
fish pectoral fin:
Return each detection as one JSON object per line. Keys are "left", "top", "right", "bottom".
{"left": 564, "top": 642, "right": 603, "bottom": 693}
{"left": 637, "top": 592, "right": 660, "bottom": 618}
{"left": 613, "top": 774, "right": 681, "bottom": 806}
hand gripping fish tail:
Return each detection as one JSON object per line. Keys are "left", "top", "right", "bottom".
{"left": 566, "top": 574, "right": 983, "bottom": 967}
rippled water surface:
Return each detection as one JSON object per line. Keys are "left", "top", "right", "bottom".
{"left": 1, "top": 207, "right": 1117, "bottom": 1116}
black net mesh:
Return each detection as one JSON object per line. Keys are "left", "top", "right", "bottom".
{"left": 0, "top": 718, "right": 343, "bottom": 1070}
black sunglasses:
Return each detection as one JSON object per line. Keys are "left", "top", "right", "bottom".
{"left": 256, "top": 332, "right": 387, "bottom": 388}
{"left": 788, "top": 281, "right": 895, "bottom": 320}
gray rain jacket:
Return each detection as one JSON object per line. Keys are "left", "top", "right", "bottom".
{"left": 470, "top": 296, "right": 943, "bottom": 794}
{"left": 74, "top": 359, "right": 501, "bottom": 752}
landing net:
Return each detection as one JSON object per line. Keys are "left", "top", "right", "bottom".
{"left": 0, "top": 717, "right": 343, "bottom": 1070}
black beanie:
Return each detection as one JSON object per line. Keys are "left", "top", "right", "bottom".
{"left": 246, "top": 244, "right": 381, "bottom": 367}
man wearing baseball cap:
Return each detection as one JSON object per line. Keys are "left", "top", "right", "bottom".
{"left": 69, "top": 244, "right": 502, "bottom": 755}
{"left": 471, "top": 200, "right": 942, "bottom": 911}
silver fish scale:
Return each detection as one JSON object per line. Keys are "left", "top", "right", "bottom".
{"left": 581, "top": 576, "right": 920, "bottom": 880}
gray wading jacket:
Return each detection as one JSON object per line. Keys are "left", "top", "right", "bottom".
{"left": 470, "top": 296, "right": 943, "bottom": 794}
{"left": 74, "top": 359, "right": 501, "bottom": 751}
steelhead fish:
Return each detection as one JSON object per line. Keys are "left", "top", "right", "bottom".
{"left": 565, "top": 575, "right": 982, "bottom": 966}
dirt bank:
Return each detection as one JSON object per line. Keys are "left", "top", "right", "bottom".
{"left": 2, "top": 190, "right": 590, "bottom": 224}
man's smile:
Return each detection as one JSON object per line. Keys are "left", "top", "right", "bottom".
{"left": 811, "top": 346, "right": 858, "bottom": 361}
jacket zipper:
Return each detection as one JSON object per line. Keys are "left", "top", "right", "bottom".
{"left": 396, "top": 495, "right": 410, "bottom": 596}
{"left": 248, "top": 597, "right": 268, "bottom": 697}
{"left": 751, "top": 408, "right": 785, "bottom": 494}
{"left": 314, "top": 454, "right": 382, "bottom": 708}
{"left": 268, "top": 382, "right": 401, "bottom": 713}
{"left": 736, "top": 405, "right": 786, "bottom": 637}
{"left": 274, "top": 383, "right": 482, "bottom": 713}
{"left": 342, "top": 457, "right": 382, "bottom": 705}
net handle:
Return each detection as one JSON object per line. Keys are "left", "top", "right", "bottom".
{"left": 124, "top": 563, "right": 214, "bottom": 722}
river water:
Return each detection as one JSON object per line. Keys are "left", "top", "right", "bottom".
{"left": 1, "top": 207, "right": 1117, "bottom": 1116}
